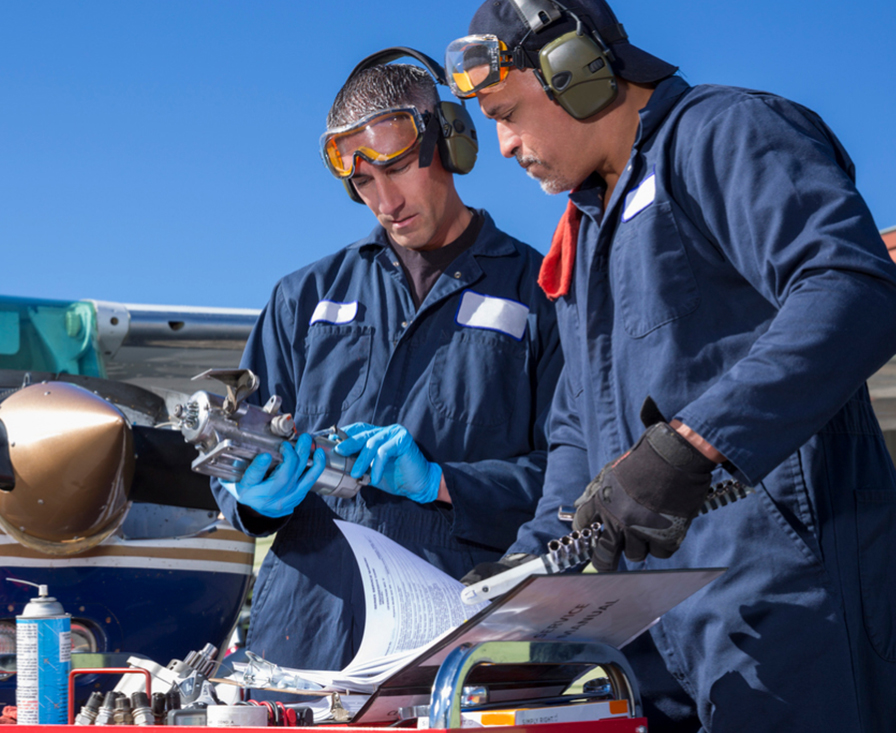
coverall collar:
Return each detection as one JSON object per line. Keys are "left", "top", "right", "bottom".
{"left": 568, "top": 75, "right": 691, "bottom": 219}
{"left": 633, "top": 75, "right": 691, "bottom": 148}
{"left": 352, "top": 209, "right": 519, "bottom": 259}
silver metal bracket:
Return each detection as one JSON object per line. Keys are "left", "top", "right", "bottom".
{"left": 428, "top": 640, "right": 642, "bottom": 728}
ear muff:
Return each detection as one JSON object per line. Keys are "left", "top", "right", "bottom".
{"left": 536, "top": 30, "right": 617, "bottom": 119}
{"left": 435, "top": 100, "right": 477, "bottom": 175}
{"left": 338, "top": 46, "right": 479, "bottom": 203}
{"left": 511, "top": 0, "right": 619, "bottom": 120}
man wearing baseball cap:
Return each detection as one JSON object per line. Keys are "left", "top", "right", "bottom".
{"left": 448, "top": 1, "right": 896, "bottom": 730}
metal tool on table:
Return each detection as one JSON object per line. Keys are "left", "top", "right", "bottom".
{"left": 461, "top": 479, "right": 753, "bottom": 605}
{"left": 172, "top": 369, "right": 369, "bottom": 499}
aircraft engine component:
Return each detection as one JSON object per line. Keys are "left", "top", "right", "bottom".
{"left": 174, "top": 369, "right": 369, "bottom": 499}
{"left": 0, "top": 381, "right": 134, "bottom": 555}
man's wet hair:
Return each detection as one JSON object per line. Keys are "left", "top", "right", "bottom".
{"left": 327, "top": 64, "right": 439, "bottom": 130}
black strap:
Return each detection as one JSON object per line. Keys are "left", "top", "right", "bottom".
{"left": 0, "top": 419, "right": 14, "bottom": 490}
{"left": 599, "top": 22, "right": 628, "bottom": 44}
{"left": 417, "top": 111, "right": 441, "bottom": 169}
{"left": 510, "top": 0, "right": 562, "bottom": 33}
{"left": 348, "top": 46, "right": 448, "bottom": 87}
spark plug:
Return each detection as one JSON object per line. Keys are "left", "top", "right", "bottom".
{"left": 131, "top": 692, "right": 154, "bottom": 726}
{"left": 74, "top": 691, "right": 105, "bottom": 725}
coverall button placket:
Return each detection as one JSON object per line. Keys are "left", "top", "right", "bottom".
{"left": 376, "top": 250, "right": 479, "bottom": 424}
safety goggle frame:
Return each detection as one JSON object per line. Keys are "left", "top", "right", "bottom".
{"left": 319, "top": 106, "right": 430, "bottom": 180}
{"left": 445, "top": 34, "right": 516, "bottom": 98}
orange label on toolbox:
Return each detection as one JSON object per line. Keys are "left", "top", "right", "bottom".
{"left": 609, "top": 700, "right": 629, "bottom": 715}
{"left": 457, "top": 698, "right": 631, "bottom": 727}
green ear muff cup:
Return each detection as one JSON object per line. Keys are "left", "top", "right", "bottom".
{"left": 437, "top": 101, "right": 478, "bottom": 175}
{"left": 539, "top": 31, "right": 618, "bottom": 120}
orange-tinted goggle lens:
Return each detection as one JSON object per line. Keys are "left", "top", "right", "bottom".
{"left": 321, "top": 109, "right": 424, "bottom": 179}
{"left": 445, "top": 35, "right": 511, "bottom": 98}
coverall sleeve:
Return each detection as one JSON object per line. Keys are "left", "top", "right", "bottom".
{"left": 440, "top": 299, "right": 565, "bottom": 552}
{"left": 508, "top": 363, "right": 593, "bottom": 555}
{"left": 672, "top": 96, "right": 896, "bottom": 483}
{"left": 211, "top": 283, "right": 302, "bottom": 537}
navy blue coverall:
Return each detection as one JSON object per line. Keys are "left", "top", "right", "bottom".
{"left": 213, "top": 210, "right": 563, "bottom": 673}
{"left": 537, "top": 76, "right": 896, "bottom": 731}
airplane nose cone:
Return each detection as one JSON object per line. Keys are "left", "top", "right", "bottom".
{"left": 0, "top": 381, "right": 135, "bottom": 555}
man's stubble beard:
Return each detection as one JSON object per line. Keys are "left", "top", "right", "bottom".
{"left": 517, "top": 153, "right": 576, "bottom": 195}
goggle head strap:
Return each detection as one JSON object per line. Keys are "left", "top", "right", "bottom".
{"left": 416, "top": 110, "right": 440, "bottom": 169}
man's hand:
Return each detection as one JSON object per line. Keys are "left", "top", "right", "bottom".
{"left": 334, "top": 423, "right": 441, "bottom": 503}
{"left": 573, "top": 421, "right": 717, "bottom": 571}
{"left": 221, "top": 433, "right": 326, "bottom": 518}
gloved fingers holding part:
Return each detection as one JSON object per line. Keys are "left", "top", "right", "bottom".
{"left": 335, "top": 423, "right": 442, "bottom": 503}
{"left": 222, "top": 433, "right": 326, "bottom": 518}
{"left": 572, "top": 419, "right": 717, "bottom": 571}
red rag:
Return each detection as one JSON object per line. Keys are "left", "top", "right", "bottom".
{"left": 537, "top": 198, "right": 582, "bottom": 300}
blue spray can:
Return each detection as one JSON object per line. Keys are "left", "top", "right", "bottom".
{"left": 8, "top": 579, "right": 71, "bottom": 724}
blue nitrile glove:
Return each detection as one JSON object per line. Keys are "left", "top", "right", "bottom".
{"left": 334, "top": 423, "right": 442, "bottom": 503}
{"left": 221, "top": 433, "right": 326, "bottom": 518}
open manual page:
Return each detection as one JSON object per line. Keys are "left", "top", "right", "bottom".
{"left": 300, "top": 520, "right": 490, "bottom": 691}
{"left": 223, "top": 520, "right": 724, "bottom": 723}
{"left": 222, "top": 520, "right": 489, "bottom": 713}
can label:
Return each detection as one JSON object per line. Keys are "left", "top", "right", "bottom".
{"left": 16, "top": 617, "right": 71, "bottom": 724}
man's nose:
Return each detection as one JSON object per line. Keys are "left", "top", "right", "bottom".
{"left": 496, "top": 121, "right": 519, "bottom": 159}
{"left": 376, "top": 175, "right": 404, "bottom": 217}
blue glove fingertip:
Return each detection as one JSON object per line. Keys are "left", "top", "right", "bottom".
{"left": 241, "top": 451, "right": 274, "bottom": 485}
{"left": 310, "top": 447, "right": 327, "bottom": 478}
{"left": 368, "top": 446, "right": 390, "bottom": 485}
{"left": 334, "top": 437, "right": 361, "bottom": 457}
{"left": 277, "top": 441, "right": 300, "bottom": 475}
{"left": 294, "top": 447, "right": 327, "bottom": 499}
{"left": 340, "top": 422, "right": 375, "bottom": 437}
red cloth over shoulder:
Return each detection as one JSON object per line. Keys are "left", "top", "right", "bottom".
{"left": 537, "top": 199, "right": 582, "bottom": 300}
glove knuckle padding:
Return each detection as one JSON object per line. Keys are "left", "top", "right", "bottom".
{"left": 613, "top": 423, "right": 715, "bottom": 517}
{"left": 576, "top": 422, "right": 716, "bottom": 567}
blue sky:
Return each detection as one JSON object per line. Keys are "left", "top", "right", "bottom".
{"left": 2, "top": 0, "right": 894, "bottom": 309}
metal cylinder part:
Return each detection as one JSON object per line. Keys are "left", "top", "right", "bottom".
{"left": 113, "top": 696, "right": 133, "bottom": 725}
{"left": 95, "top": 691, "right": 119, "bottom": 726}
{"left": 177, "top": 388, "right": 369, "bottom": 499}
{"left": 130, "top": 692, "right": 154, "bottom": 726}
{"left": 74, "top": 691, "right": 105, "bottom": 725}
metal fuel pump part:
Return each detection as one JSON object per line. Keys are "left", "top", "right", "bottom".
{"left": 173, "top": 369, "right": 369, "bottom": 499}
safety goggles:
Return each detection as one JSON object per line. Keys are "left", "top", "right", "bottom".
{"left": 320, "top": 107, "right": 429, "bottom": 180}
{"left": 445, "top": 34, "right": 515, "bottom": 98}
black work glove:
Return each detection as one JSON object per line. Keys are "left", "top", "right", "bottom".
{"left": 573, "top": 418, "right": 716, "bottom": 571}
{"left": 460, "top": 553, "right": 536, "bottom": 586}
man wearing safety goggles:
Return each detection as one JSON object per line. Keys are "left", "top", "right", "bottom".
{"left": 448, "top": 1, "right": 896, "bottom": 732}
{"left": 211, "top": 53, "right": 565, "bottom": 681}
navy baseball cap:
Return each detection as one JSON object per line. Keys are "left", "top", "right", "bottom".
{"left": 468, "top": 0, "right": 677, "bottom": 84}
